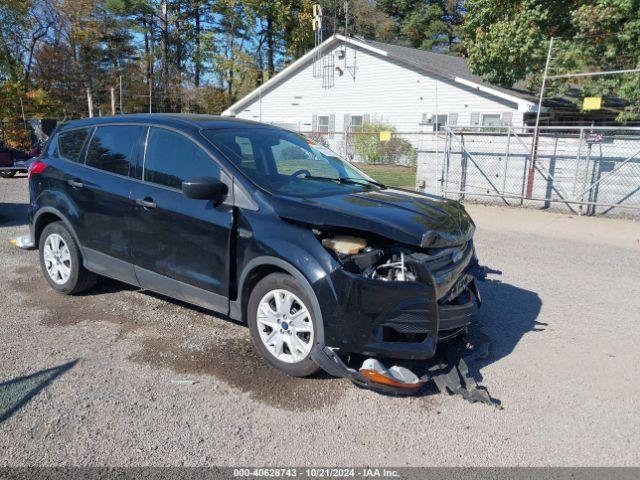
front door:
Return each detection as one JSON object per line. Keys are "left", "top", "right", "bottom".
{"left": 129, "top": 127, "right": 233, "bottom": 313}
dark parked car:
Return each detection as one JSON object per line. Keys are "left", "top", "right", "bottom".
{"left": 0, "top": 142, "right": 31, "bottom": 178}
{"left": 27, "top": 114, "right": 481, "bottom": 392}
{"left": 1, "top": 119, "right": 56, "bottom": 178}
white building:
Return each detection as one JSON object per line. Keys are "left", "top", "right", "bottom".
{"left": 222, "top": 34, "right": 538, "bottom": 133}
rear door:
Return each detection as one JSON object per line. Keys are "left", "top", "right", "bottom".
{"left": 43, "top": 127, "right": 93, "bottom": 239}
{"left": 76, "top": 124, "right": 146, "bottom": 283}
{"left": 129, "top": 127, "right": 233, "bottom": 312}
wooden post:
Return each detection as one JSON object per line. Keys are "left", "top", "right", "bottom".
{"left": 110, "top": 87, "right": 116, "bottom": 116}
{"left": 86, "top": 88, "right": 94, "bottom": 118}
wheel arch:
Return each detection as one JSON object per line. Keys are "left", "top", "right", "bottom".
{"left": 233, "top": 256, "right": 326, "bottom": 346}
{"left": 34, "top": 207, "right": 81, "bottom": 248}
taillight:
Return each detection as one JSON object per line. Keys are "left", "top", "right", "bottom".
{"left": 28, "top": 160, "right": 47, "bottom": 179}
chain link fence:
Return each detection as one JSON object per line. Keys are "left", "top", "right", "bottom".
{"left": 291, "top": 125, "right": 640, "bottom": 217}
{"left": 431, "top": 126, "right": 640, "bottom": 216}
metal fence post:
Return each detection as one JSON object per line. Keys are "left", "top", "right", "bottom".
{"left": 579, "top": 141, "right": 593, "bottom": 215}
{"left": 572, "top": 128, "right": 585, "bottom": 199}
{"left": 459, "top": 132, "right": 467, "bottom": 201}
{"left": 520, "top": 128, "right": 531, "bottom": 205}
{"left": 435, "top": 127, "right": 440, "bottom": 196}
{"left": 587, "top": 144, "right": 603, "bottom": 216}
{"left": 502, "top": 127, "right": 511, "bottom": 195}
{"left": 442, "top": 129, "right": 451, "bottom": 198}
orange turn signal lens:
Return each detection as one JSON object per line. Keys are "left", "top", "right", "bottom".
{"left": 359, "top": 369, "right": 425, "bottom": 390}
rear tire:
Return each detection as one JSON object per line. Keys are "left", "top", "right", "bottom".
{"left": 39, "top": 222, "right": 96, "bottom": 294}
{"left": 247, "top": 273, "right": 320, "bottom": 377}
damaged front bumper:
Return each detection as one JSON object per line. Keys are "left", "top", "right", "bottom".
{"left": 310, "top": 340, "right": 493, "bottom": 403}
{"left": 312, "top": 239, "right": 490, "bottom": 399}
{"left": 323, "top": 240, "right": 482, "bottom": 361}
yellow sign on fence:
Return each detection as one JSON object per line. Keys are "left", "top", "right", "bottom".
{"left": 379, "top": 131, "right": 392, "bottom": 142}
{"left": 583, "top": 97, "right": 602, "bottom": 111}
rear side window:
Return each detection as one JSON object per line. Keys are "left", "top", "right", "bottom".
{"left": 86, "top": 125, "right": 144, "bottom": 176}
{"left": 57, "top": 129, "right": 90, "bottom": 162}
{"left": 144, "top": 128, "right": 220, "bottom": 190}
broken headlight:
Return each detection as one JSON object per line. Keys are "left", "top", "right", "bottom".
{"left": 368, "top": 252, "right": 417, "bottom": 282}
{"left": 320, "top": 233, "right": 418, "bottom": 282}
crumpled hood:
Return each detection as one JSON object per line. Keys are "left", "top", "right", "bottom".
{"left": 270, "top": 188, "right": 475, "bottom": 248}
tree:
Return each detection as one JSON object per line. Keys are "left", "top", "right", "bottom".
{"left": 348, "top": 0, "right": 396, "bottom": 42}
{"left": 2, "top": 0, "right": 475, "bottom": 121}
{"left": 463, "top": 0, "right": 640, "bottom": 119}
{"left": 463, "top": 0, "right": 573, "bottom": 87}
{"left": 29, "top": 0, "right": 141, "bottom": 116}
{"left": 400, "top": 3, "right": 449, "bottom": 49}
{"left": 0, "top": 81, "right": 58, "bottom": 148}
{"left": 554, "top": 1, "right": 640, "bottom": 119}
{"left": 0, "top": 0, "right": 57, "bottom": 86}
{"left": 105, "top": 0, "right": 155, "bottom": 87}
{"left": 302, "top": 0, "right": 396, "bottom": 43}
{"left": 378, "top": 0, "right": 461, "bottom": 50}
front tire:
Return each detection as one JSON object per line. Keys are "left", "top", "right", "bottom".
{"left": 247, "top": 273, "right": 320, "bottom": 377}
{"left": 39, "top": 222, "right": 96, "bottom": 294}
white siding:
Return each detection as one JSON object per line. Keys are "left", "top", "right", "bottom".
{"left": 230, "top": 43, "right": 527, "bottom": 133}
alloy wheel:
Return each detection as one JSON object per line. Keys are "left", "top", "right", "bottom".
{"left": 257, "top": 288, "right": 314, "bottom": 364}
{"left": 43, "top": 233, "right": 72, "bottom": 285}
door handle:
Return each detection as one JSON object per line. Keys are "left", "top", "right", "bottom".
{"left": 67, "top": 179, "right": 84, "bottom": 188}
{"left": 136, "top": 197, "right": 157, "bottom": 209}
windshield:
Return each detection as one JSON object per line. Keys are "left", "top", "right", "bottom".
{"left": 202, "top": 127, "right": 380, "bottom": 197}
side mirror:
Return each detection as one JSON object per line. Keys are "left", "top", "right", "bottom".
{"left": 182, "top": 176, "right": 228, "bottom": 203}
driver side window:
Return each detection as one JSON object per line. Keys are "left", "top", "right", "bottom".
{"left": 144, "top": 127, "right": 220, "bottom": 190}
{"left": 271, "top": 139, "right": 336, "bottom": 177}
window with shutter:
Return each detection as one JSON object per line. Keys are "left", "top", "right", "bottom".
{"left": 317, "top": 115, "right": 329, "bottom": 133}
{"left": 343, "top": 114, "right": 351, "bottom": 133}
{"left": 481, "top": 114, "right": 502, "bottom": 127}
{"left": 501, "top": 112, "right": 513, "bottom": 126}
{"left": 422, "top": 114, "right": 449, "bottom": 131}
{"left": 350, "top": 115, "right": 363, "bottom": 132}
{"left": 328, "top": 115, "right": 335, "bottom": 138}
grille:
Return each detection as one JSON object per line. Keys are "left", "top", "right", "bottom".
{"left": 423, "top": 240, "right": 472, "bottom": 271}
{"left": 387, "top": 322, "right": 430, "bottom": 334}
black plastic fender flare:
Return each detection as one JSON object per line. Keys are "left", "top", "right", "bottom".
{"left": 32, "top": 206, "right": 82, "bottom": 249}
{"left": 234, "top": 256, "right": 328, "bottom": 349}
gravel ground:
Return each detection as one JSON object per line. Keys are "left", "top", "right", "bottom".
{"left": 1, "top": 175, "right": 639, "bottom": 467}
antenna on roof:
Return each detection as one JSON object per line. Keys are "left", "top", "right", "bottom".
{"left": 344, "top": 0, "right": 348, "bottom": 38}
{"left": 312, "top": 4, "right": 323, "bottom": 78}
{"left": 341, "top": 0, "right": 357, "bottom": 80}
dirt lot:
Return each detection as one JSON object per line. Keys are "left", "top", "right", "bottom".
{"left": 1, "top": 175, "right": 639, "bottom": 466}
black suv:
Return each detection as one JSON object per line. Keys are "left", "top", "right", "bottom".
{"left": 28, "top": 114, "right": 481, "bottom": 391}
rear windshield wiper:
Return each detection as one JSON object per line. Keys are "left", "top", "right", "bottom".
{"left": 302, "top": 175, "right": 386, "bottom": 189}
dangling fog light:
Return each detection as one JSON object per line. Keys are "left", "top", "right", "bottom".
{"left": 359, "top": 358, "right": 427, "bottom": 390}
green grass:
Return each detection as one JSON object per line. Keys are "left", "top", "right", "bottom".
{"left": 357, "top": 164, "right": 417, "bottom": 189}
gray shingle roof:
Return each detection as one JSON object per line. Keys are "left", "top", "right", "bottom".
{"left": 356, "top": 37, "right": 536, "bottom": 102}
